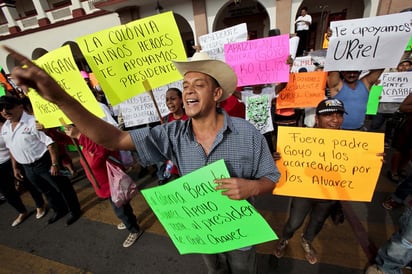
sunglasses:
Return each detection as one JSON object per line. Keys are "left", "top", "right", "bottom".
{"left": 0, "top": 104, "right": 15, "bottom": 111}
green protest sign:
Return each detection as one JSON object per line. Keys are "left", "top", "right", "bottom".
{"left": 366, "top": 85, "right": 383, "bottom": 115}
{"left": 141, "top": 159, "right": 277, "bottom": 254}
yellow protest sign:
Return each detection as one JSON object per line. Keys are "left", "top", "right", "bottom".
{"left": 276, "top": 72, "right": 327, "bottom": 109}
{"left": 76, "top": 11, "right": 187, "bottom": 105}
{"left": 29, "top": 45, "right": 104, "bottom": 128}
{"left": 273, "top": 126, "right": 384, "bottom": 202}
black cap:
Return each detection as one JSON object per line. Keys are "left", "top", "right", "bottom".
{"left": 398, "top": 58, "right": 412, "bottom": 66}
{"left": 316, "top": 98, "right": 347, "bottom": 115}
{"left": 0, "top": 95, "right": 22, "bottom": 107}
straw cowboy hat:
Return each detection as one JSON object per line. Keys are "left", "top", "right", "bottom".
{"left": 172, "top": 52, "right": 237, "bottom": 102}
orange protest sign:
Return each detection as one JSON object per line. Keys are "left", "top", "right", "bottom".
{"left": 273, "top": 126, "right": 384, "bottom": 202}
{"left": 276, "top": 71, "right": 327, "bottom": 109}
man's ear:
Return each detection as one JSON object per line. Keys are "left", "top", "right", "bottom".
{"left": 213, "top": 87, "right": 223, "bottom": 102}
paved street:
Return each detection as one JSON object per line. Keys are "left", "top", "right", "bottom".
{"left": 0, "top": 149, "right": 411, "bottom": 274}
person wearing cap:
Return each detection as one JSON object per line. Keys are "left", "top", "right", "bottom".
{"left": 273, "top": 98, "right": 346, "bottom": 265}
{"left": 4, "top": 47, "right": 280, "bottom": 273}
{"left": 327, "top": 65, "right": 384, "bottom": 130}
{"left": 0, "top": 95, "right": 81, "bottom": 225}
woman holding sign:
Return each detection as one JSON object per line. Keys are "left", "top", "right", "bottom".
{"left": 273, "top": 98, "right": 346, "bottom": 265}
{"left": 157, "top": 87, "right": 188, "bottom": 185}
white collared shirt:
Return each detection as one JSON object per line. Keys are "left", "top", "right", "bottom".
{"left": 295, "top": 14, "right": 312, "bottom": 31}
{"left": 0, "top": 132, "right": 10, "bottom": 164}
{"left": 1, "top": 111, "right": 54, "bottom": 164}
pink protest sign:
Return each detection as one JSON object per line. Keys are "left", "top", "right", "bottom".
{"left": 224, "top": 34, "right": 290, "bottom": 86}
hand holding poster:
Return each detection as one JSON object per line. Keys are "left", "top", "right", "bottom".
{"left": 274, "top": 127, "right": 384, "bottom": 202}
{"left": 199, "top": 23, "right": 248, "bottom": 61}
{"left": 276, "top": 72, "right": 327, "bottom": 109}
{"left": 141, "top": 159, "right": 277, "bottom": 254}
{"left": 224, "top": 35, "right": 290, "bottom": 86}
{"left": 325, "top": 12, "right": 412, "bottom": 71}
{"left": 289, "top": 36, "right": 299, "bottom": 59}
{"left": 291, "top": 56, "right": 315, "bottom": 72}
{"left": 380, "top": 72, "right": 412, "bottom": 103}
{"left": 245, "top": 94, "right": 274, "bottom": 134}
{"left": 366, "top": 85, "right": 383, "bottom": 115}
{"left": 76, "top": 12, "right": 187, "bottom": 105}
{"left": 29, "top": 45, "right": 103, "bottom": 128}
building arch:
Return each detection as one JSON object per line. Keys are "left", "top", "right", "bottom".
{"left": 60, "top": 41, "right": 90, "bottom": 72}
{"left": 173, "top": 13, "right": 195, "bottom": 57}
{"left": 31, "top": 48, "right": 48, "bottom": 60}
{"left": 213, "top": 0, "right": 271, "bottom": 39}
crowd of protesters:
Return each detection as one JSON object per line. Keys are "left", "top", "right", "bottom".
{"left": 0, "top": 22, "right": 411, "bottom": 274}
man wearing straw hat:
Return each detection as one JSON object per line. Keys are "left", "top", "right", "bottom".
{"left": 4, "top": 46, "right": 280, "bottom": 273}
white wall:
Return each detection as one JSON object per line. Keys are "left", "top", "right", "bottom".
{"left": 363, "top": 0, "right": 379, "bottom": 17}
{"left": 139, "top": 0, "right": 195, "bottom": 39}
{"left": 1, "top": 13, "right": 120, "bottom": 72}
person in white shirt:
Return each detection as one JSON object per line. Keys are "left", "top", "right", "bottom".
{"left": 295, "top": 6, "right": 312, "bottom": 56}
{"left": 0, "top": 95, "right": 81, "bottom": 225}
{"left": 0, "top": 116, "right": 46, "bottom": 226}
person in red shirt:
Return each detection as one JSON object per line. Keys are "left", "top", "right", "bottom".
{"left": 64, "top": 125, "right": 142, "bottom": 248}
{"left": 219, "top": 89, "right": 245, "bottom": 119}
{"left": 157, "top": 88, "right": 188, "bottom": 185}
{"left": 163, "top": 88, "right": 188, "bottom": 122}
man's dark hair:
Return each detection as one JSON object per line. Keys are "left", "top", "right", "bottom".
{"left": 167, "top": 87, "right": 182, "bottom": 98}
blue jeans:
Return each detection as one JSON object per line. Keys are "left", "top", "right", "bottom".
{"left": 109, "top": 199, "right": 139, "bottom": 233}
{"left": 201, "top": 247, "right": 256, "bottom": 274}
{"left": 392, "top": 174, "right": 412, "bottom": 203}
{"left": 282, "top": 197, "right": 336, "bottom": 242}
{"left": 376, "top": 206, "right": 412, "bottom": 274}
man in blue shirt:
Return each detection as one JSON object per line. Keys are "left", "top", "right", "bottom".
{"left": 5, "top": 46, "right": 280, "bottom": 274}
{"left": 328, "top": 69, "right": 383, "bottom": 130}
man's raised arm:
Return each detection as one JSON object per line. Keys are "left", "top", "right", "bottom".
{"left": 327, "top": 71, "right": 342, "bottom": 97}
{"left": 3, "top": 46, "right": 134, "bottom": 151}
{"left": 361, "top": 68, "right": 384, "bottom": 90}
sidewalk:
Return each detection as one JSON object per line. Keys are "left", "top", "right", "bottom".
{"left": 0, "top": 150, "right": 411, "bottom": 273}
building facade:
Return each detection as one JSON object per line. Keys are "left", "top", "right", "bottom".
{"left": 0, "top": 0, "right": 410, "bottom": 73}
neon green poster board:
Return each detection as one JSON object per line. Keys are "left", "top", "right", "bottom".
{"left": 76, "top": 11, "right": 187, "bottom": 105}
{"left": 141, "top": 159, "right": 278, "bottom": 254}
{"left": 0, "top": 85, "right": 5, "bottom": 96}
{"left": 366, "top": 85, "right": 383, "bottom": 115}
{"left": 28, "top": 45, "right": 104, "bottom": 128}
